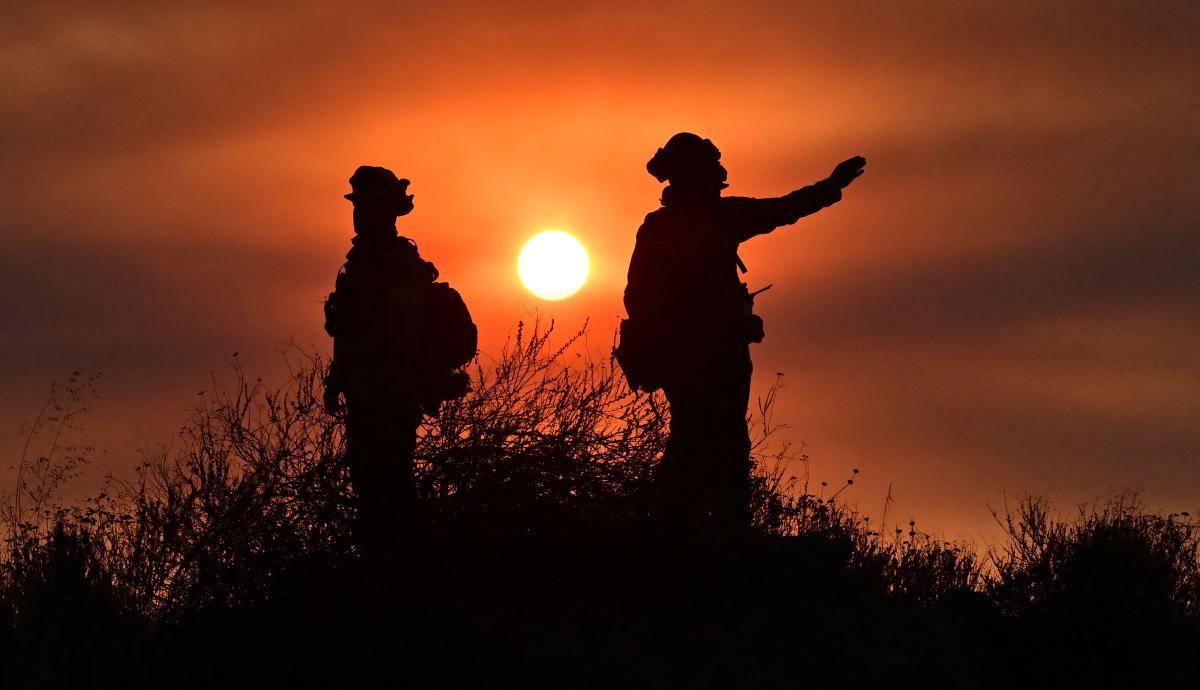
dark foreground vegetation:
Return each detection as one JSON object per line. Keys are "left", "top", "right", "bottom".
{"left": 4, "top": 323, "right": 1199, "bottom": 688}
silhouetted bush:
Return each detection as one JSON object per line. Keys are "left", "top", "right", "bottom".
{"left": 3, "top": 323, "right": 1198, "bottom": 687}
{"left": 416, "top": 321, "right": 667, "bottom": 528}
{"left": 991, "top": 493, "right": 1200, "bottom": 618}
{"left": 987, "top": 494, "right": 1200, "bottom": 683}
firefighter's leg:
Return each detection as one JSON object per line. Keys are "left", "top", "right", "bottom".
{"left": 393, "top": 408, "right": 422, "bottom": 522}
{"left": 702, "top": 345, "right": 754, "bottom": 530}
{"left": 658, "top": 381, "right": 708, "bottom": 528}
{"left": 345, "top": 402, "right": 414, "bottom": 554}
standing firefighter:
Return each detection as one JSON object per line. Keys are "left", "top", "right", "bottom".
{"left": 324, "top": 166, "right": 477, "bottom": 550}
{"left": 617, "top": 133, "right": 866, "bottom": 530}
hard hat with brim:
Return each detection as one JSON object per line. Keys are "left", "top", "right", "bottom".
{"left": 646, "top": 132, "right": 721, "bottom": 183}
{"left": 344, "top": 165, "right": 413, "bottom": 209}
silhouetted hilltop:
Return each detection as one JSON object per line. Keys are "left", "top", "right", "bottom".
{"left": 3, "top": 323, "right": 1198, "bottom": 688}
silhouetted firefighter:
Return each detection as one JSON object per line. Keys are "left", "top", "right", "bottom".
{"left": 323, "top": 166, "right": 477, "bottom": 550}
{"left": 617, "top": 133, "right": 865, "bottom": 529}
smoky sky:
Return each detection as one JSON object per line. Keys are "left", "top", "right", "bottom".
{"left": 2, "top": 1, "right": 1197, "bottom": 537}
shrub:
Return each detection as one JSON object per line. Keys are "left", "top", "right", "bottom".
{"left": 3, "top": 323, "right": 1198, "bottom": 686}
{"left": 990, "top": 493, "right": 1200, "bottom": 621}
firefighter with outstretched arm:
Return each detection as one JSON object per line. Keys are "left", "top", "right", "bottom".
{"left": 617, "top": 133, "right": 865, "bottom": 530}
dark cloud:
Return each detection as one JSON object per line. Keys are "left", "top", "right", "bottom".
{"left": 0, "top": 234, "right": 329, "bottom": 390}
{"left": 767, "top": 210, "right": 1199, "bottom": 347}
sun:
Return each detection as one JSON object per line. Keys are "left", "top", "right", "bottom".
{"left": 518, "top": 230, "right": 590, "bottom": 301}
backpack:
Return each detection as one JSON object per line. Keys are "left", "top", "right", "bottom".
{"left": 323, "top": 236, "right": 477, "bottom": 412}
{"left": 421, "top": 281, "right": 478, "bottom": 373}
{"left": 614, "top": 318, "right": 669, "bottom": 393}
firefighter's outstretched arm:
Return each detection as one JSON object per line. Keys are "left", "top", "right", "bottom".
{"left": 737, "top": 155, "right": 867, "bottom": 241}
{"left": 781, "top": 155, "right": 866, "bottom": 220}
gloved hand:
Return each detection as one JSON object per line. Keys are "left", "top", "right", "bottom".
{"left": 829, "top": 156, "right": 867, "bottom": 189}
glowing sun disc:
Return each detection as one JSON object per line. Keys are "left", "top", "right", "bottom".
{"left": 518, "top": 230, "right": 590, "bottom": 300}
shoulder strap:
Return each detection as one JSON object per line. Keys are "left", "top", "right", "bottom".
{"left": 396, "top": 235, "right": 440, "bottom": 282}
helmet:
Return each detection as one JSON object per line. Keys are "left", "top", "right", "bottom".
{"left": 344, "top": 165, "right": 414, "bottom": 215}
{"left": 646, "top": 132, "right": 721, "bottom": 183}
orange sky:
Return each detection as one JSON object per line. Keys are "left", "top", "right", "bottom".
{"left": 2, "top": 1, "right": 1197, "bottom": 539}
